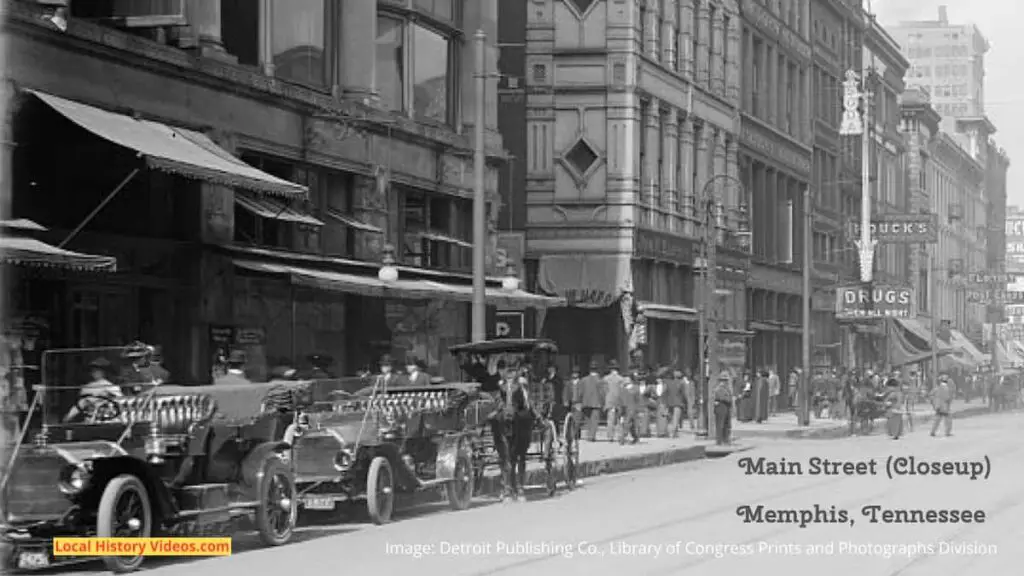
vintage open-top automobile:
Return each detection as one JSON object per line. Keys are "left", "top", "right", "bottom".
{"left": 0, "top": 348, "right": 302, "bottom": 573}
{"left": 287, "top": 381, "right": 478, "bottom": 524}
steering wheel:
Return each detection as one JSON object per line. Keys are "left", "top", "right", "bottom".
{"left": 74, "top": 395, "right": 122, "bottom": 423}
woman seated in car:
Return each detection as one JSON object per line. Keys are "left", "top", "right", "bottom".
{"left": 63, "top": 357, "right": 123, "bottom": 423}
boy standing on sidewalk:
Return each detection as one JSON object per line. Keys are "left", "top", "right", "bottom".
{"left": 930, "top": 373, "right": 954, "bottom": 437}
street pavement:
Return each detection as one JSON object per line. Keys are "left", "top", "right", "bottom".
{"left": 64, "top": 410, "right": 1023, "bottom": 575}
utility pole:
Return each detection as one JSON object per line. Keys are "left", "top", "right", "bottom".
{"left": 471, "top": 30, "right": 487, "bottom": 343}
{"left": 929, "top": 245, "right": 938, "bottom": 391}
{"left": 800, "top": 186, "right": 812, "bottom": 426}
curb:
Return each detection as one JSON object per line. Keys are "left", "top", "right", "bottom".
{"left": 735, "top": 405, "right": 996, "bottom": 440}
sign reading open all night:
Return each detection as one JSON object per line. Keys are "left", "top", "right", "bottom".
{"left": 835, "top": 284, "right": 915, "bottom": 319}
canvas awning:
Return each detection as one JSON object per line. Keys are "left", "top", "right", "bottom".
{"left": 947, "top": 329, "right": 985, "bottom": 366}
{"left": 235, "top": 192, "right": 323, "bottom": 226}
{"left": 893, "top": 318, "right": 954, "bottom": 353}
{"left": 27, "top": 90, "right": 307, "bottom": 197}
{"left": 325, "top": 209, "right": 384, "bottom": 233}
{"left": 639, "top": 302, "right": 697, "bottom": 321}
{"left": 0, "top": 235, "right": 116, "bottom": 272}
{"left": 536, "top": 254, "right": 632, "bottom": 308}
{"left": 889, "top": 318, "right": 954, "bottom": 367}
{"left": 234, "top": 260, "right": 564, "bottom": 309}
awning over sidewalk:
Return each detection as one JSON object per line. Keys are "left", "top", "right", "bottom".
{"left": 28, "top": 90, "right": 307, "bottom": 197}
{"left": 889, "top": 318, "right": 954, "bottom": 367}
{"left": 537, "top": 254, "right": 632, "bottom": 308}
{"left": 0, "top": 235, "right": 116, "bottom": 272}
{"left": 234, "top": 260, "right": 565, "bottom": 309}
{"left": 638, "top": 302, "right": 697, "bottom": 321}
{"left": 947, "top": 329, "right": 985, "bottom": 367}
{"left": 235, "top": 192, "right": 324, "bottom": 226}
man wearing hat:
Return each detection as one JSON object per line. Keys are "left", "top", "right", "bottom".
{"left": 403, "top": 357, "right": 431, "bottom": 388}
{"left": 119, "top": 341, "right": 158, "bottom": 394}
{"left": 712, "top": 372, "right": 734, "bottom": 445}
{"left": 64, "top": 358, "right": 122, "bottom": 422}
{"left": 372, "top": 354, "right": 399, "bottom": 391}
{"left": 930, "top": 373, "right": 954, "bottom": 437}
{"left": 603, "top": 360, "right": 626, "bottom": 442}
{"left": 215, "top": 350, "right": 251, "bottom": 386}
{"left": 573, "top": 360, "right": 605, "bottom": 442}
{"left": 659, "top": 367, "right": 685, "bottom": 438}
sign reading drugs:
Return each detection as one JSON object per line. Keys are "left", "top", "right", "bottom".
{"left": 835, "top": 284, "right": 914, "bottom": 319}
{"left": 849, "top": 213, "right": 938, "bottom": 243}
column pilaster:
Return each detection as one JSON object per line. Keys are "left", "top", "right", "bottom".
{"left": 695, "top": 123, "right": 710, "bottom": 236}
{"left": 696, "top": 0, "right": 711, "bottom": 88}
{"left": 644, "top": 99, "right": 661, "bottom": 212}
{"left": 182, "top": 0, "right": 234, "bottom": 62}
{"left": 726, "top": 12, "right": 742, "bottom": 106}
{"left": 714, "top": 129, "right": 728, "bottom": 228}
{"left": 679, "top": 116, "right": 696, "bottom": 236}
{"left": 644, "top": 0, "right": 660, "bottom": 61}
{"left": 767, "top": 46, "right": 777, "bottom": 125}
{"left": 726, "top": 137, "right": 739, "bottom": 216}
{"left": 663, "top": 108, "right": 679, "bottom": 218}
{"left": 778, "top": 59, "right": 788, "bottom": 132}
{"left": 678, "top": 0, "right": 695, "bottom": 78}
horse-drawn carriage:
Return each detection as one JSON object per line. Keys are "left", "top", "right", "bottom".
{"left": 0, "top": 345, "right": 299, "bottom": 573}
{"left": 849, "top": 387, "right": 898, "bottom": 435}
{"left": 448, "top": 339, "right": 580, "bottom": 499}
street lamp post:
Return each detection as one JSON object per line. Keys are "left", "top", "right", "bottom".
{"left": 471, "top": 29, "right": 487, "bottom": 342}
{"left": 695, "top": 174, "right": 749, "bottom": 436}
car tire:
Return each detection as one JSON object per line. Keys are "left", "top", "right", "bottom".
{"left": 367, "top": 456, "right": 394, "bottom": 525}
{"left": 445, "top": 450, "right": 474, "bottom": 511}
{"left": 255, "top": 454, "right": 297, "bottom": 546}
{"left": 97, "top": 475, "right": 152, "bottom": 573}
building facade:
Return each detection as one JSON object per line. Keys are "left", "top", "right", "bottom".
{"left": 520, "top": 0, "right": 748, "bottom": 371}
{"left": 899, "top": 88, "right": 986, "bottom": 336}
{"left": 887, "top": 6, "right": 987, "bottom": 123}
{"left": 2, "top": 0, "right": 546, "bottom": 385}
{"left": 738, "top": 0, "right": 813, "bottom": 380}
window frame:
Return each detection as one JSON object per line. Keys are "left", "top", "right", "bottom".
{"left": 266, "top": 0, "right": 333, "bottom": 91}
{"left": 377, "top": 1, "right": 464, "bottom": 127}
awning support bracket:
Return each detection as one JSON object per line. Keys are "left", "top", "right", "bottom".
{"left": 58, "top": 164, "right": 141, "bottom": 249}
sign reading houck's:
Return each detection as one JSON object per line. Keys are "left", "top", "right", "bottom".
{"left": 835, "top": 284, "right": 915, "bottom": 319}
{"left": 849, "top": 213, "right": 938, "bottom": 244}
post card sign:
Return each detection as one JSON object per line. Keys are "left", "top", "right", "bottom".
{"left": 835, "top": 284, "right": 914, "bottom": 319}
{"left": 849, "top": 213, "right": 938, "bottom": 243}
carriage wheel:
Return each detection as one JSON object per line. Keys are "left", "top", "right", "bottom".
{"left": 542, "top": 420, "right": 557, "bottom": 497}
{"left": 445, "top": 449, "right": 474, "bottom": 511}
{"left": 562, "top": 413, "right": 579, "bottom": 491}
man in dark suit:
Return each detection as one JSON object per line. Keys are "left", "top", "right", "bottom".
{"left": 573, "top": 361, "right": 605, "bottom": 442}
{"left": 215, "top": 350, "right": 251, "bottom": 386}
{"left": 404, "top": 357, "right": 431, "bottom": 388}
{"left": 373, "top": 354, "right": 399, "bottom": 391}
{"left": 299, "top": 354, "right": 334, "bottom": 379}
{"left": 119, "top": 341, "right": 158, "bottom": 394}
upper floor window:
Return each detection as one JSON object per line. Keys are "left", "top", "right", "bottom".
{"left": 400, "top": 187, "right": 471, "bottom": 271}
{"left": 270, "top": 0, "right": 327, "bottom": 88}
{"left": 377, "top": 0, "right": 463, "bottom": 125}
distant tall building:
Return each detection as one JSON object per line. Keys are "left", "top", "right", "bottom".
{"left": 885, "top": 5, "right": 988, "bottom": 124}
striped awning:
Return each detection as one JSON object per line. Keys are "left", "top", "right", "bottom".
{"left": 0, "top": 236, "right": 116, "bottom": 272}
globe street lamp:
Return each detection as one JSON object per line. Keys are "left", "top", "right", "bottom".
{"left": 695, "top": 174, "right": 750, "bottom": 438}
{"left": 378, "top": 244, "right": 398, "bottom": 283}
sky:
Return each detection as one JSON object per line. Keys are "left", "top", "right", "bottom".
{"left": 872, "top": 0, "right": 1023, "bottom": 208}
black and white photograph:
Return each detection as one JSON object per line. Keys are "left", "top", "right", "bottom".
{"left": 0, "top": 0, "right": 1022, "bottom": 574}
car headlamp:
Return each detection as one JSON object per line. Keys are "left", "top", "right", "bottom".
{"left": 58, "top": 464, "right": 90, "bottom": 495}
{"left": 333, "top": 449, "right": 354, "bottom": 471}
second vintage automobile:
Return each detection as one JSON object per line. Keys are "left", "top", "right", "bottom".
{"left": 0, "top": 345, "right": 300, "bottom": 573}
{"left": 286, "top": 381, "right": 477, "bottom": 524}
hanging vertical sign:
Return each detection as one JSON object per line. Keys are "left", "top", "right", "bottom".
{"left": 839, "top": 70, "right": 863, "bottom": 136}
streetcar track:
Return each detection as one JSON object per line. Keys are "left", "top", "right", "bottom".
{"left": 466, "top": 421, "right": 1018, "bottom": 576}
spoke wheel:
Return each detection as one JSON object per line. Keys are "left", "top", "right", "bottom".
{"left": 97, "top": 475, "right": 152, "bottom": 573}
{"left": 543, "top": 422, "right": 557, "bottom": 497}
{"left": 445, "top": 450, "right": 474, "bottom": 511}
{"left": 563, "top": 413, "right": 579, "bottom": 490}
{"left": 367, "top": 456, "right": 394, "bottom": 525}
{"left": 256, "top": 455, "right": 297, "bottom": 546}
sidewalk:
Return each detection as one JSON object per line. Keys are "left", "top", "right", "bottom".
{"left": 732, "top": 399, "right": 992, "bottom": 440}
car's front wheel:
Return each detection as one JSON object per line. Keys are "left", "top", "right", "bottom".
{"left": 97, "top": 474, "right": 152, "bottom": 573}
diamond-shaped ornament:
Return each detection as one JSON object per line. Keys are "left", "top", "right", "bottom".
{"left": 565, "top": 139, "right": 599, "bottom": 175}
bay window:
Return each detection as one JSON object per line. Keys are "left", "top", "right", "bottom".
{"left": 377, "top": 0, "right": 462, "bottom": 125}
{"left": 270, "top": 0, "right": 327, "bottom": 88}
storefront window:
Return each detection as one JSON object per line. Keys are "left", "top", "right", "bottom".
{"left": 271, "top": 0, "right": 327, "bottom": 88}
